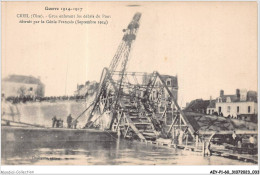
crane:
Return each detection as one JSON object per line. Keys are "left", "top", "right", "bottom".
{"left": 83, "top": 12, "right": 142, "bottom": 127}
{"left": 76, "top": 12, "right": 195, "bottom": 142}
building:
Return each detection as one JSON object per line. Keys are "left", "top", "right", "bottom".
{"left": 2, "top": 75, "right": 45, "bottom": 98}
{"left": 185, "top": 88, "right": 258, "bottom": 122}
{"left": 74, "top": 81, "right": 99, "bottom": 97}
{"left": 159, "top": 74, "right": 178, "bottom": 101}
{"left": 207, "top": 98, "right": 216, "bottom": 115}
{"left": 214, "top": 89, "right": 257, "bottom": 121}
{"left": 142, "top": 74, "right": 178, "bottom": 101}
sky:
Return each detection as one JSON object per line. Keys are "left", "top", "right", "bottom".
{"left": 2, "top": 2, "right": 258, "bottom": 106}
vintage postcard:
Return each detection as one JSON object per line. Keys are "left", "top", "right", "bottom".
{"left": 1, "top": 1, "right": 259, "bottom": 172}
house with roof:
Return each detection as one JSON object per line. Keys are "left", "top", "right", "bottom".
{"left": 215, "top": 89, "right": 257, "bottom": 122}
{"left": 142, "top": 74, "right": 178, "bottom": 102}
{"left": 2, "top": 75, "right": 45, "bottom": 98}
{"left": 207, "top": 97, "right": 216, "bottom": 115}
{"left": 74, "top": 81, "right": 99, "bottom": 97}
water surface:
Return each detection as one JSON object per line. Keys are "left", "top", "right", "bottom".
{"left": 1, "top": 139, "right": 254, "bottom": 165}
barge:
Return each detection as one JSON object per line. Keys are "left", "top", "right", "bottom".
{"left": 1, "top": 125, "right": 117, "bottom": 143}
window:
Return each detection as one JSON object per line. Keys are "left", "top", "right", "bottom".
{"left": 217, "top": 97, "right": 222, "bottom": 103}
{"left": 248, "top": 106, "right": 251, "bottom": 113}
{"left": 226, "top": 97, "right": 231, "bottom": 103}
{"left": 237, "top": 106, "right": 239, "bottom": 113}
{"left": 166, "top": 80, "right": 171, "bottom": 86}
{"left": 227, "top": 106, "right": 231, "bottom": 112}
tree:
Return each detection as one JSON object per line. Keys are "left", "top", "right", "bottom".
{"left": 17, "top": 86, "right": 27, "bottom": 97}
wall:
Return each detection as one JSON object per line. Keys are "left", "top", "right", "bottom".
{"left": 2, "top": 98, "right": 95, "bottom": 128}
{"left": 207, "top": 107, "right": 215, "bottom": 114}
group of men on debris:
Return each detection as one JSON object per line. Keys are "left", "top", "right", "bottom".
{"left": 52, "top": 114, "right": 78, "bottom": 129}
{"left": 232, "top": 131, "right": 256, "bottom": 148}
{"left": 51, "top": 117, "right": 63, "bottom": 128}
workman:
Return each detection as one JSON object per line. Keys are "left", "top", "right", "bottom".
{"left": 249, "top": 135, "right": 255, "bottom": 148}
{"left": 232, "top": 131, "right": 237, "bottom": 146}
{"left": 56, "top": 119, "right": 60, "bottom": 128}
{"left": 52, "top": 116, "right": 57, "bottom": 128}
{"left": 73, "top": 119, "right": 78, "bottom": 129}
{"left": 67, "top": 114, "right": 72, "bottom": 128}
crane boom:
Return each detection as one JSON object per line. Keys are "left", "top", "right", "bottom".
{"left": 109, "top": 12, "right": 141, "bottom": 72}
{"left": 85, "top": 12, "right": 142, "bottom": 124}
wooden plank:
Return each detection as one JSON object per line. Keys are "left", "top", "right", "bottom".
{"left": 130, "top": 117, "right": 148, "bottom": 119}
{"left": 124, "top": 114, "right": 146, "bottom": 140}
{"left": 134, "top": 123, "right": 151, "bottom": 125}
{"left": 167, "top": 116, "right": 178, "bottom": 135}
{"left": 161, "top": 109, "right": 167, "bottom": 119}
{"left": 115, "top": 112, "right": 123, "bottom": 131}
{"left": 1, "top": 119, "right": 46, "bottom": 128}
{"left": 142, "top": 132, "right": 156, "bottom": 136}
{"left": 124, "top": 124, "right": 130, "bottom": 138}
{"left": 146, "top": 116, "right": 158, "bottom": 136}
{"left": 199, "top": 130, "right": 258, "bottom": 135}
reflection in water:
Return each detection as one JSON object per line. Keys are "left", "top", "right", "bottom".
{"left": 1, "top": 139, "right": 253, "bottom": 165}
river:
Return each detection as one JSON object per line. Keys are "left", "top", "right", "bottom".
{"left": 1, "top": 139, "right": 254, "bottom": 165}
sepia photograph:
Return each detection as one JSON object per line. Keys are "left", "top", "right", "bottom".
{"left": 1, "top": 0, "right": 259, "bottom": 171}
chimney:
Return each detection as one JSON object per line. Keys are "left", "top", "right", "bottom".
{"left": 210, "top": 96, "right": 212, "bottom": 102}
{"left": 220, "top": 90, "right": 224, "bottom": 97}
{"left": 236, "top": 89, "right": 240, "bottom": 100}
